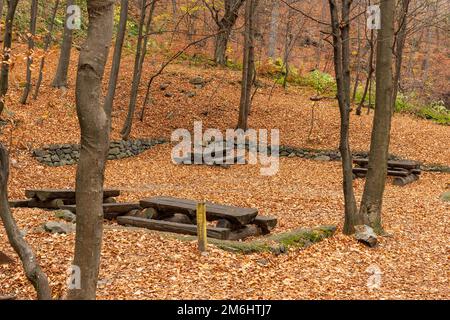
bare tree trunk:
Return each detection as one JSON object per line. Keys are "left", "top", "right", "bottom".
{"left": 34, "top": 0, "right": 60, "bottom": 99}
{"left": 267, "top": 0, "right": 279, "bottom": 59}
{"left": 0, "top": 0, "right": 4, "bottom": 37}
{"left": 392, "top": 0, "right": 410, "bottom": 108}
{"left": 237, "top": 0, "right": 257, "bottom": 130}
{"left": 0, "top": 0, "right": 18, "bottom": 117}
{"left": 356, "top": 29, "right": 375, "bottom": 115}
{"left": 104, "top": 0, "right": 128, "bottom": 115}
{"left": 359, "top": 0, "right": 395, "bottom": 234}
{"left": 52, "top": 0, "right": 74, "bottom": 89}
{"left": 210, "top": 0, "right": 245, "bottom": 65}
{"left": 20, "top": 0, "right": 38, "bottom": 104}
{"left": 329, "top": 0, "right": 361, "bottom": 235}
{"left": 67, "top": 0, "right": 115, "bottom": 300}
{"left": 0, "top": 144, "right": 52, "bottom": 299}
{"left": 121, "top": 0, "right": 157, "bottom": 140}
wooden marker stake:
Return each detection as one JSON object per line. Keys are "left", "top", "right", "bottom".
{"left": 196, "top": 202, "right": 207, "bottom": 252}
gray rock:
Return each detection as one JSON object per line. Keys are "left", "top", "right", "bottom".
{"left": 159, "top": 83, "right": 169, "bottom": 90}
{"left": 288, "top": 153, "right": 296, "bottom": 158}
{"left": 55, "top": 210, "right": 77, "bottom": 223}
{"left": 109, "top": 147, "right": 120, "bottom": 155}
{"left": 164, "top": 92, "right": 174, "bottom": 98}
{"left": 51, "top": 154, "right": 60, "bottom": 162}
{"left": 44, "top": 221, "right": 75, "bottom": 234}
{"left": 185, "top": 91, "right": 196, "bottom": 98}
{"left": 189, "top": 76, "right": 205, "bottom": 86}
{"left": 33, "top": 149, "right": 46, "bottom": 157}
{"left": 440, "top": 191, "right": 450, "bottom": 202}
{"left": 63, "top": 148, "right": 72, "bottom": 154}
{"left": 354, "top": 225, "right": 378, "bottom": 247}
{"left": 314, "top": 155, "right": 331, "bottom": 161}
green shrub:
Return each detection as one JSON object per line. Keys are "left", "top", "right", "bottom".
{"left": 419, "top": 102, "right": 450, "bottom": 125}
{"left": 297, "top": 70, "right": 336, "bottom": 94}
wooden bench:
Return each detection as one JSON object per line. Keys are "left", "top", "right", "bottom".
{"left": 353, "top": 158, "right": 421, "bottom": 186}
{"left": 25, "top": 189, "right": 120, "bottom": 201}
{"left": 60, "top": 202, "right": 141, "bottom": 220}
{"left": 140, "top": 196, "right": 258, "bottom": 226}
{"left": 117, "top": 216, "right": 230, "bottom": 240}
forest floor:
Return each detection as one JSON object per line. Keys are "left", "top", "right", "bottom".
{"left": 0, "top": 47, "right": 449, "bottom": 299}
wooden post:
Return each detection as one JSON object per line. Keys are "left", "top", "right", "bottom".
{"left": 196, "top": 202, "right": 207, "bottom": 252}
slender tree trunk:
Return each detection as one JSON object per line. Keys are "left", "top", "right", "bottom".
{"left": 67, "top": 0, "right": 115, "bottom": 300}
{"left": 359, "top": 0, "right": 395, "bottom": 234}
{"left": 356, "top": 29, "right": 375, "bottom": 115}
{"left": 20, "top": 0, "right": 38, "bottom": 104}
{"left": 34, "top": 0, "right": 60, "bottom": 99}
{"left": 237, "top": 0, "right": 257, "bottom": 130}
{"left": 392, "top": 0, "right": 410, "bottom": 108}
{"left": 212, "top": 0, "right": 245, "bottom": 65}
{"left": 267, "top": 0, "right": 279, "bottom": 59}
{"left": 0, "top": 0, "right": 18, "bottom": 117}
{"left": 329, "top": 0, "right": 361, "bottom": 235}
{"left": 52, "top": 0, "right": 74, "bottom": 88}
{"left": 104, "top": 0, "right": 128, "bottom": 115}
{"left": 121, "top": 0, "right": 157, "bottom": 140}
{"left": 0, "top": 144, "right": 52, "bottom": 299}
{"left": 214, "top": 27, "right": 232, "bottom": 65}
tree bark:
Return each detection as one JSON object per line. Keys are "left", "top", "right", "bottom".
{"left": 359, "top": 0, "right": 395, "bottom": 234}
{"left": 34, "top": 0, "right": 60, "bottom": 99}
{"left": 392, "top": 0, "right": 410, "bottom": 109}
{"left": 328, "top": 0, "right": 361, "bottom": 235}
{"left": 0, "top": 0, "right": 18, "bottom": 117}
{"left": 208, "top": 0, "right": 245, "bottom": 65}
{"left": 237, "top": 0, "right": 257, "bottom": 130}
{"left": 67, "top": 0, "right": 115, "bottom": 300}
{"left": 267, "top": 0, "right": 279, "bottom": 59}
{"left": 121, "top": 0, "right": 157, "bottom": 140}
{"left": 104, "top": 0, "right": 128, "bottom": 115}
{"left": 0, "top": 144, "right": 52, "bottom": 300}
{"left": 52, "top": 0, "right": 74, "bottom": 89}
{"left": 20, "top": 0, "right": 38, "bottom": 104}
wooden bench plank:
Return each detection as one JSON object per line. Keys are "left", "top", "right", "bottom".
{"left": 117, "top": 216, "right": 230, "bottom": 240}
{"left": 24, "top": 189, "right": 120, "bottom": 202}
{"left": 353, "top": 158, "right": 419, "bottom": 170}
{"left": 353, "top": 167, "right": 410, "bottom": 177}
{"left": 60, "top": 202, "right": 140, "bottom": 214}
{"left": 253, "top": 216, "right": 278, "bottom": 234}
{"left": 393, "top": 174, "right": 419, "bottom": 186}
{"left": 140, "top": 196, "right": 258, "bottom": 226}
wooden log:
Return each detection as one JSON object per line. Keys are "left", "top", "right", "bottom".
{"left": 393, "top": 174, "right": 419, "bottom": 186}
{"left": 27, "top": 198, "right": 75, "bottom": 209}
{"left": 0, "top": 251, "right": 14, "bottom": 265}
{"left": 253, "top": 216, "right": 277, "bottom": 234}
{"left": 353, "top": 158, "right": 419, "bottom": 170}
{"left": 116, "top": 216, "right": 230, "bottom": 240}
{"left": 8, "top": 199, "right": 32, "bottom": 208}
{"left": 163, "top": 213, "right": 193, "bottom": 224}
{"left": 140, "top": 196, "right": 258, "bottom": 226}
{"left": 60, "top": 202, "right": 140, "bottom": 214}
{"left": 228, "top": 225, "right": 262, "bottom": 241}
{"left": 24, "top": 189, "right": 120, "bottom": 202}
{"left": 353, "top": 167, "right": 410, "bottom": 177}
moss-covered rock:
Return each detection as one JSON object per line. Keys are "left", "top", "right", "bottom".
{"left": 440, "top": 191, "right": 450, "bottom": 202}
{"left": 208, "top": 225, "right": 336, "bottom": 254}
